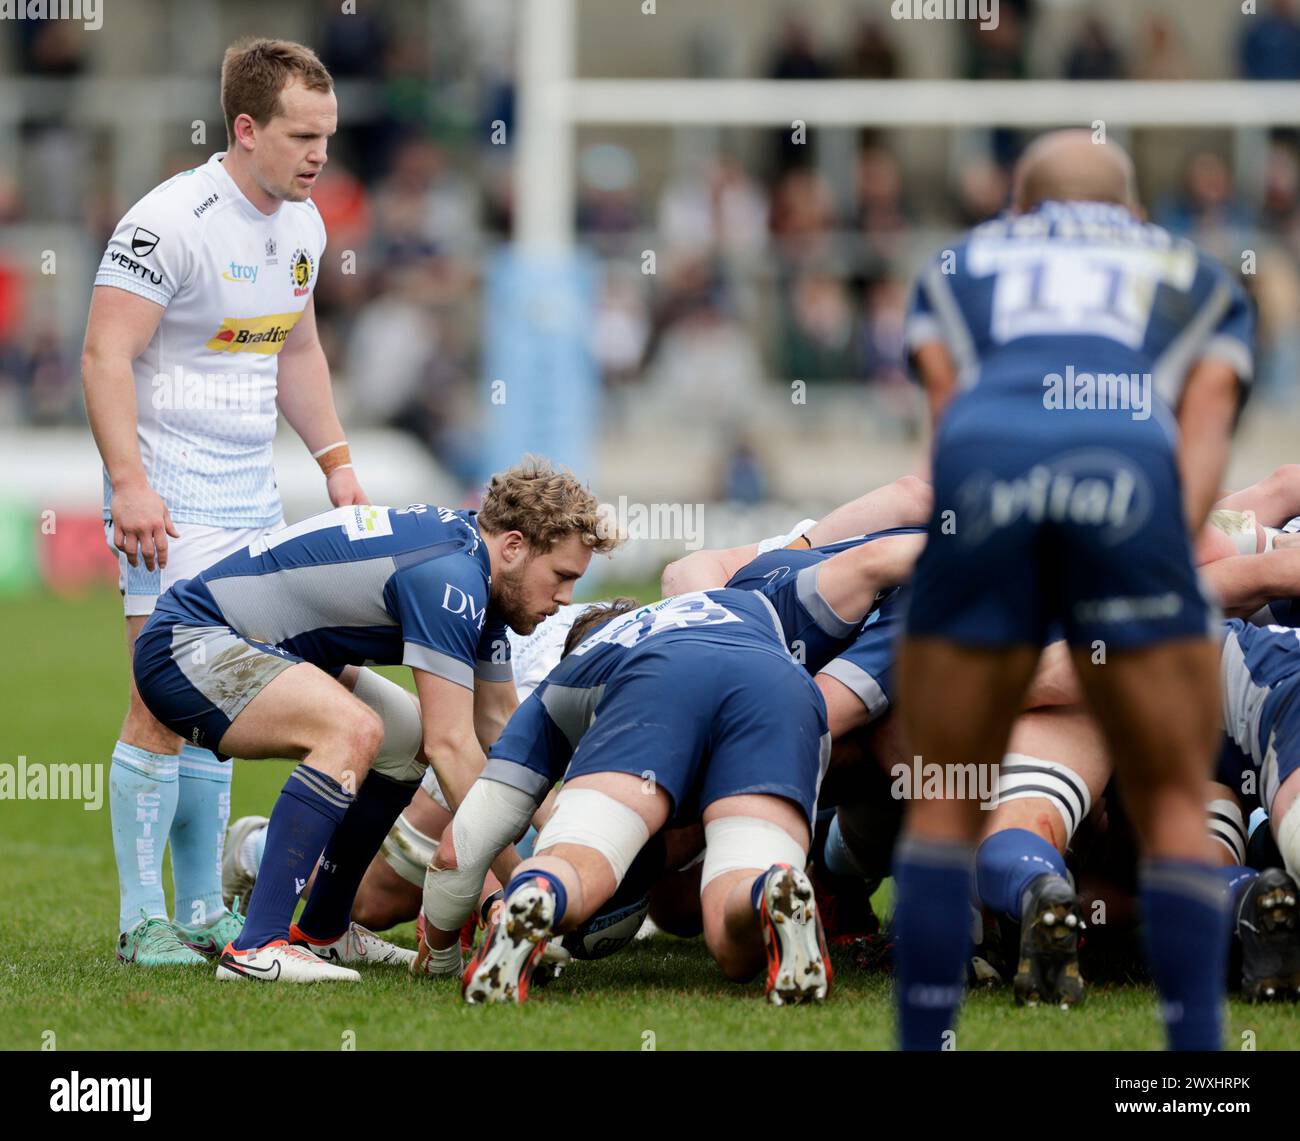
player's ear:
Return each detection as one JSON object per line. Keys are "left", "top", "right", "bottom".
{"left": 232, "top": 113, "right": 258, "bottom": 151}
{"left": 501, "top": 529, "right": 528, "bottom": 563}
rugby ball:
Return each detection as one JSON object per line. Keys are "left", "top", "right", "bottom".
{"left": 558, "top": 896, "right": 651, "bottom": 961}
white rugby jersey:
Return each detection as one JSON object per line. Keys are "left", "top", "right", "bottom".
{"left": 506, "top": 603, "right": 591, "bottom": 699}
{"left": 94, "top": 152, "right": 326, "bottom": 528}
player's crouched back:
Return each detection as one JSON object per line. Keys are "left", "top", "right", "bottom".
{"left": 132, "top": 457, "right": 618, "bottom": 983}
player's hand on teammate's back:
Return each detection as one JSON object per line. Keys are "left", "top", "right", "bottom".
{"left": 111, "top": 477, "right": 179, "bottom": 570}
{"left": 327, "top": 466, "right": 369, "bottom": 508}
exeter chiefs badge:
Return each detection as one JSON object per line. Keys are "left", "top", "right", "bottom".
{"left": 290, "top": 247, "right": 314, "bottom": 297}
{"left": 131, "top": 227, "right": 160, "bottom": 258}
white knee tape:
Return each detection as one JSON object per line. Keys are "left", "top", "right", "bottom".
{"left": 995, "top": 754, "right": 1092, "bottom": 842}
{"left": 700, "top": 817, "right": 806, "bottom": 890}
{"left": 352, "top": 668, "right": 425, "bottom": 784}
{"left": 1206, "top": 798, "right": 1247, "bottom": 866}
{"left": 534, "top": 788, "right": 649, "bottom": 884}
{"left": 422, "top": 779, "right": 536, "bottom": 931}
{"left": 1278, "top": 802, "right": 1300, "bottom": 883}
{"left": 380, "top": 811, "right": 439, "bottom": 887}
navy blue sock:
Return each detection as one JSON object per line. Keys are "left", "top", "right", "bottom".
{"left": 297, "top": 771, "right": 417, "bottom": 940}
{"left": 233, "top": 767, "right": 353, "bottom": 951}
{"left": 975, "top": 828, "right": 1068, "bottom": 920}
{"left": 507, "top": 868, "right": 568, "bottom": 925}
{"left": 1217, "top": 865, "right": 1259, "bottom": 920}
{"left": 1139, "top": 858, "right": 1231, "bottom": 1051}
{"left": 893, "top": 836, "right": 975, "bottom": 1051}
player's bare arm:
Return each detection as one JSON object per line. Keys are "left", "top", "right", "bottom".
{"left": 414, "top": 669, "right": 487, "bottom": 813}
{"left": 1214, "top": 463, "right": 1300, "bottom": 527}
{"left": 661, "top": 543, "right": 760, "bottom": 596}
{"left": 276, "top": 296, "right": 368, "bottom": 507}
{"left": 660, "top": 473, "right": 931, "bottom": 596}
{"left": 805, "top": 473, "right": 932, "bottom": 547}
{"left": 82, "top": 286, "right": 177, "bottom": 571}
{"left": 913, "top": 339, "right": 959, "bottom": 429}
{"left": 1201, "top": 548, "right": 1300, "bottom": 616}
{"left": 1176, "top": 358, "right": 1243, "bottom": 534}
{"left": 473, "top": 676, "right": 518, "bottom": 752}
{"left": 814, "top": 532, "right": 925, "bottom": 622}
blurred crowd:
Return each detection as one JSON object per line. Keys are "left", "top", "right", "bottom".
{"left": 3, "top": 0, "right": 1300, "bottom": 497}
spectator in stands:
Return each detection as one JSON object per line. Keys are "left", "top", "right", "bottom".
{"left": 858, "top": 277, "right": 908, "bottom": 389}
{"left": 315, "top": 0, "right": 389, "bottom": 78}
{"left": 1133, "top": 13, "right": 1192, "bottom": 81}
{"left": 767, "top": 12, "right": 833, "bottom": 80}
{"left": 642, "top": 259, "right": 765, "bottom": 424}
{"left": 1065, "top": 15, "right": 1126, "bottom": 81}
{"left": 658, "top": 154, "right": 768, "bottom": 257}
{"left": 962, "top": 0, "right": 1030, "bottom": 80}
{"left": 770, "top": 168, "right": 836, "bottom": 268}
{"left": 578, "top": 144, "right": 643, "bottom": 238}
{"left": 1155, "top": 151, "right": 1253, "bottom": 260}
{"left": 370, "top": 135, "right": 480, "bottom": 260}
{"left": 1241, "top": 0, "right": 1300, "bottom": 80}
{"left": 843, "top": 15, "right": 900, "bottom": 79}
{"left": 779, "top": 270, "right": 858, "bottom": 383}
{"left": 955, "top": 155, "right": 1010, "bottom": 226}
{"left": 854, "top": 144, "right": 910, "bottom": 270}
{"left": 591, "top": 272, "right": 651, "bottom": 389}
{"left": 718, "top": 436, "right": 770, "bottom": 505}
{"left": 1262, "top": 142, "right": 1300, "bottom": 253}
{"left": 766, "top": 13, "right": 831, "bottom": 170}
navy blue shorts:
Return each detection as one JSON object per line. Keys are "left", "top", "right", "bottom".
{"left": 563, "top": 642, "right": 831, "bottom": 827}
{"left": 133, "top": 609, "right": 302, "bottom": 754}
{"left": 908, "top": 426, "right": 1213, "bottom": 650}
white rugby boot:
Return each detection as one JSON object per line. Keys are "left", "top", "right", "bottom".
{"left": 289, "top": 921, "right": 418, "bottom": 969}
{"left": 215, "top": 939, "right": 360, "bottom": 983}
{"left": 462, "top": 876, "right": 555, "bottom": 1004}
{"left": 757, "top": 864, "right": 832, "bottom": 1005}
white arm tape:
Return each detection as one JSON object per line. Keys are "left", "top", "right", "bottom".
{"left": 422, "top": 779, "right": 535, "bottom": 931}
{"left": 756, "top": 518, "right": 818, "bottom": 555}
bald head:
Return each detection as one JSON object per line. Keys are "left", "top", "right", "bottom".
{"left": 1012, "top": 130, "right": 1137, "bottom": 214}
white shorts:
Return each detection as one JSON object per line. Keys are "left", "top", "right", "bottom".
{"left": 105, "top": 519, "right": 283, "bottom": 617}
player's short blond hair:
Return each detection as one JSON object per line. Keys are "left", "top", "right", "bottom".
{"left": 479, "top": 456, "right": 622, "bottom": 555}
{"left": 221, "top": 37, "right": 333, "bottom": 145}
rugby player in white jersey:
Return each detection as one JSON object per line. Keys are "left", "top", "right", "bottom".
{"left": 82, "top": 38, "right": 367, "bottom": 965}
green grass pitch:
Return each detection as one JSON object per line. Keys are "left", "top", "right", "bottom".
{"left": 2, "top": 587, "right": 1297, "bottom": 1051}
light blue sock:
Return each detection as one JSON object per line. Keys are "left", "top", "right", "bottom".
{"left": 171, "top": 745, "right": 231, "bottom": 928}
{"left": 110, "top": 741, "right": 180, "bottom": 934}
